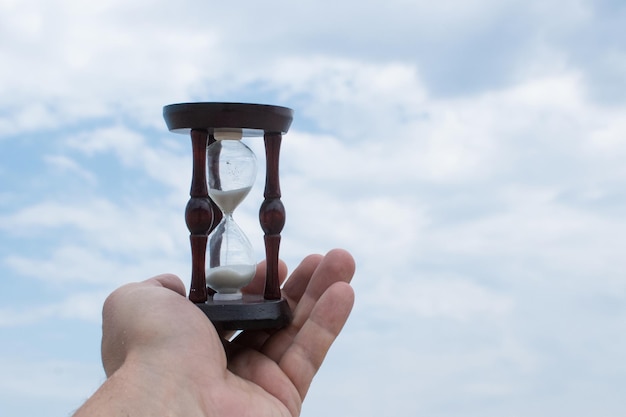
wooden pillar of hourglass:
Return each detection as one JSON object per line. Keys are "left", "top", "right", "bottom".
{"left": 163, "top": 102, "right": 293, "bottom": 331}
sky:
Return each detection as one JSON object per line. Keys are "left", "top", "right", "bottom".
{"left": 1, "top": 0, "right": 626, "bottom": 416}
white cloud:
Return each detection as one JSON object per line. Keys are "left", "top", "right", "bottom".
{"left": 64, "top": 125, "right": 191, "bottom": 194}
{"left": 424, "top": 184, "right": 626, "bottom": 285}
{"left": 43, "top": 155, "right": 97, "bottom": 184}
{"left": 363, "top": 276, "right": 514, "bottom": 321}
{"left": 2, "top": 1, "right": 626, "bottom": 416}
{"left": 0, "top": 357, "right": 103, "bottom": 414}
{"left": 1, "top": 199, "right": 183, "bottom": 254}
{"left": 0, "top": 0, "right": 224, "bottom": 136}
{"left": 0, "top": 290, "right": 108, "bottom": 326}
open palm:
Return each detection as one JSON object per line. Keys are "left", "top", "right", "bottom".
{"left": 91, "top": 249, "right": 355, "bottom": 417}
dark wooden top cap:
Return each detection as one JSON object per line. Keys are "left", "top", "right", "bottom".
{"left": 163, "top": 102, "right": 294, "bottom": 134}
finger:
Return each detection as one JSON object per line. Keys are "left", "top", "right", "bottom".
{"left": 261, "top": 249, "right": 355, "bottom": 362}
{"left": 279, "top": 281, "right": 355, "bottom": 400}
{"left": 281, "top": 254, "right": 323, "bottom": 306}
{"left": 217, "top": 261, "right": 289, "bottom": 340}
{"left": 230, "top": 250, "right": 353, "bottom": 349}
{"left": 289, "top": 248, "right": 355, "bottom": 329}
{"left": 232, "top": 252, "right": 329, "bottom": 352}
{"left": 242, "top": 259, "right": 288, "bottom": 295}
{"left": 101, "top": 275, "right": 185, "bottom": 377}
{"left": 226, "top": 349, "right": 302, "bottom": 417}
{"left": 142, "top": 273, "right": 187, "bottom": 297}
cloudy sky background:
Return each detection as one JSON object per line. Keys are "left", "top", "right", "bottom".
{"left": 2, "top": 0, "right": 626, "bottom": 415}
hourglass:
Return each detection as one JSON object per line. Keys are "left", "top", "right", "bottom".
{"left": 163, "top": 102, "right": 293, "bottom": 331}
{"left": 206, "top": 131, "right": 257, "bottom": 301}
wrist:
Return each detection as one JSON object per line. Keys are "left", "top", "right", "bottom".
{"left": 74, "top": 355, "right": 206, "bottom": 417}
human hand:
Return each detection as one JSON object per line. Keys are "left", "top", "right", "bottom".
{"left": 74, "top": 249, "right": 355, "bottom": 417}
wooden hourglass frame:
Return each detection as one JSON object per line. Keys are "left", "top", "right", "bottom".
{"left": 163, "top": 102, "right": 293, "bottom": 331}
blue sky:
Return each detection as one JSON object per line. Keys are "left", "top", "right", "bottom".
{"left": 2, "top": 0, "right": 626, "bottom": 416}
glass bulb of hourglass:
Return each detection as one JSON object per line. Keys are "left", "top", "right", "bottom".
{"left": 206, "top": 132, "right": 257, "bottom": 301}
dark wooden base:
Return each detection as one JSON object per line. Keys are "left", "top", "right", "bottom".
{"left": 196, "top": 295, "right": 292, "bottom": 331}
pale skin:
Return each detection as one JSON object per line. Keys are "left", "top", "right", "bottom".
{"left": 73, "top": 249, "right": 356, "bottom": 417}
